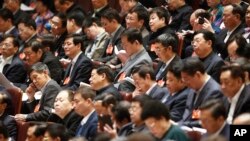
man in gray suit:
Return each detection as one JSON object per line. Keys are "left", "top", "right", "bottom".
{"left": 178, "top": 57, "right": 223, "bottom": 127}
{"left": 114, "top": 28, "right": 152, "bottom": 91}
{"left": 15, "top": 62, "right": 61, "bottom": 121}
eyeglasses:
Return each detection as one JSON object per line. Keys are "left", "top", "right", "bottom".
{"left": 191, "top": 38, "right": 205, "bottom": 45}
{"left": 1, "top": 43, "right": 13, "bottom": 48}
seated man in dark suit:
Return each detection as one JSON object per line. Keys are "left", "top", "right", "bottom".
{"left": 48, "top": 90, "right": 82, "bottom": 136}
{"left": 166, "top": 0, "right": 193, "bottom": 32}
{"left": 153, "top": 33, "right": 182, "bottom": 87}
{"left": 89, "top": 65, "right": 122, "bottom": 101}
{"left": 216, "top": 4, "right": 245, "bottom": 59}
{"left": 220, "top": 65, "right": 250, "bottom": 124}
{"left": 0, "top": 8, "right": 19, "bottom": 42}
{"left": 163, "top": 62, "right": 189, "bottom": 122}
{"left": 0, "top": 93, "right": 17, "bottom": 140}
{"left": 23, "top": 40, "right": 63, "bottom": 84}
{"left": 192, "top": 30, "right": 225, "bottom": 82}
{"left": 131, "top": 65, "right": 167, "bottom": 101}
{"left": 26, "top": 122, "right": 47, "bottom": 141}
{"left": 179, "top": 57, "right": 224, "bottom": 127}
{"left": 200, "top": 99, "right": 230, "bottom": 141}
{"left": 61, "top": 34, "right": 93, "bottom": 91}
{"left": 15, "top": 62, "right": 61, "bottom": 121}
{"left": 0, "top": 34, "right": 27, "bottom": 84}
{"left": 74, "top": 86, "right": 98, "bottom": 140}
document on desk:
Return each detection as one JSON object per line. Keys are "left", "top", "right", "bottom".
{"left": 0, "top": 73, "right": 19, "bottom": 90}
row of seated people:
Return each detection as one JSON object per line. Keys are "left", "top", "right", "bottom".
{"left": 1, "top": 55, "right": 250, "bottom": 141}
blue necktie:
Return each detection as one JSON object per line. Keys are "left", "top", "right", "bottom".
{"left": 156, "top": 63, "right": 166, "bottom": 80}
{"left": 76, "top": 123, "right": 85, "bottom": 136}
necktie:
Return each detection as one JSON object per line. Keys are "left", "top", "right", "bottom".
{"left": 156, "top": 63, "right": 166, "bottom": 80}
{"left": 76, "top": 123, "right": 85, "bottom": 136}
{"left": 69, "top": 61, "right": 75, "bottom": 78}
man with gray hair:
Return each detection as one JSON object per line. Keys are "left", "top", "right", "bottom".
{"left": 14, "top": 62, "right": 61, "bottom": 121}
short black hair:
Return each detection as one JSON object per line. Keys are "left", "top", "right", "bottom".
{"left": 181, "top": 57, "right": 205, "bottom": 76}
{"left": 18, "top": 17, "right": 36, "bottom": 30}
{"left": 220, "top": 64, "right": 245, "bottom": 82}
{"left": 199, "top": 99, "right": 227, "bottom": 119}
{"left": 67, "top": 11, "right": 85, "bottom": 27}
{"left": 28, "top": 122, "right": 47, "bottom": 137}
{"left": 46, "top": 123, "right": 70, "bottom": 141}
{"left": 75, "top": 86, "right": 96, "bottom": 101}
{"left": 65, "top": 34, "right": 84, "bottom": 51}
{"left": 24, "top": 40, "right": 43, "bottom": 53}
{"left": 0, "top": 8, "right": 14, "bottom": 24}
{"left": 194, "top": 29, "right": 215, "bottom": 48}
{"left": 131, "top": 64, "right": 155, "bottom": 80}
{"left": 111, "top": 101, "right": 131, "bottom": 123}
{"left": 231, "top": 4, "right": 244, "bottom": 21}
{"left": 95, "top": 65, "right": 114, "bottom": 83}
{"left": 226, "top": 34, "right": 247, "bottom": 58}
{"left": 121, "top": 28, "right": 143, "bottom": 44}
{"left": 141, "top": 100, "right": 170, "bottom": 120}
{"left": 128, "top": 7, "right": 149, "bottom": 26}
{"left": 131, "top": 95, "right": 152, "bottom": 108}
{"left": 149, "top": 7, "right": 170, "bottom": 25}
{"left": 38, "top": 34, "right": 55, "bottom": 50}
{"left": 3, "top": 34, "right": 20, "bottom": 48}
{"left": 152, "top": 33, "right": 179, "bottom": 53}
{"left": 167, "top": 61, "right": 183, "bottom": 80}
{"left": 54, "top": 12, "right": 67, "bottom": 28}
{"left": 82, "top": 17, "right": 102, "bottom": 29}
{"left": 101, "top": 8, "right": 121, "bottom": 23}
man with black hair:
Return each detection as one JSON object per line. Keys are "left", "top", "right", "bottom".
{"left": 179, "top": 57, "right": 223, "bottom": 127}
{"left": 15, "top": 62, "right": 61, "bottom": 121}
{"left": 26, "top": 122, "right": 47, "bottom": 141}
{"left": 0, "top": 93, "right": 17, "bottom": 140}
{"left": 44, "top": 123, "right": 71, "bottom": 141}
{"left": 141, "top": 100, "right": 189, "bottom": 141}
{"left": 61, "top": 34, "right": 93, "bottom": 91}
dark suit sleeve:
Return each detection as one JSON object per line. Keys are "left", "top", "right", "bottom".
{"left": 46, "top": 59, "right": 63, "bottom": 84}
{"left": 170, "top": 94, "right": 188, "bottom": 122}
{"left": 4, "top": 116, "right": 17, "bottom": 140}
{"left": 26, "top": 85, "right": 59, "bottom": 121}
{"left": 210, "top": 60, "right": 225, "bottom": 82}
{"left": 68, "top": 59, "right": 93, "bottom": 91}
{"left": 5, "top": 62, "right": 27, "bottom": 84}
{"left": 21, "top": 99, "right": 39, "bottom": 114}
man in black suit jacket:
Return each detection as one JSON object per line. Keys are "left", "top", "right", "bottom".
{"left": 179, "top": 57, "right": 223, "bottom": 127}
{"left": 48, "top": 90, "right": 82, "bottom": 136}
{"left": 15, "top": 62, "right": 61, "bottom": 122}
{"left": 1, "top": 35, "right": 27, "bottom": 84}
{"left": 131, "top": 65, "right": 167, "bottom": 101}
{"left": 74, "top": 86, "right": 98, "bottom": 140}
{"left": 0, "top": 93, "right": 17, "bottom": 140}
{"left": 0, "top": 8, "right": 19, "bottom": 42}
{"left": 216, "top": 4, "right": 245, "bottom": 59}
{"left": 220, "top": 65, "right": 250, "bottom": 124}
{"left": 163, "top": 62, "right": 189, "bottom": 122}
{"left": 54, "top": 0, "right": 85, "bottom": 15}
{"left": 62, "top": 34, "right": 93, "bottom": 91}
{"left": 89, "top": 65, "right": 122, "bottom": 101}
{"left": 192, "top": 30, "right": 225, "bottom": 82}
{"left": 153, "top": 33, "right": 182, "bottom": 87}
{"left": 23, "top": 40, "right": 63, "bottom": 84}
{"left": 89, "top": 0, "right": 110, "bottom": 19}
{"left": 200, "top": 99, "right": 230, "bottom": 141}
{"left": 4, "top": 0, "right": 30, "bottom": 25}
{"left": 99, "top": 8, "right": 125, "bottom": 65}
{"left": 167, "top": 0, "right": 193, "bottom": 32}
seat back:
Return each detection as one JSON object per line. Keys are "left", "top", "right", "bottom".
{"left": 6, "top": 88, "right": 22, "bottom": 115}
{"left": 17, "top": 121, "right": 29, "bottom": 141}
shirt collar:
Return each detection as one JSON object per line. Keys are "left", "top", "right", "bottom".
{"left": 40, "top": 79, "right": 51, "bottom": 92}
{"left": 81, "top": 109, "right": 95, "bottom": 125}
{"left": 5, "top": 26, "right": 15, "bottom": 34}
{"left": 146, "top": 83, "right": 157, "bottom": 95}
{"left": 228, "top": 84, "right": 245, "bottom": 103}
{"left": 72, "top": 51, "right": 82, "bottom": 63}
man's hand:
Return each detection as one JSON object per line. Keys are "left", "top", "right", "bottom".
{"left": 14, "top": 114, "right": 27, "bottom": 122}
{"left": 25, "top": 83, "right": 37, "bottom": 102}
